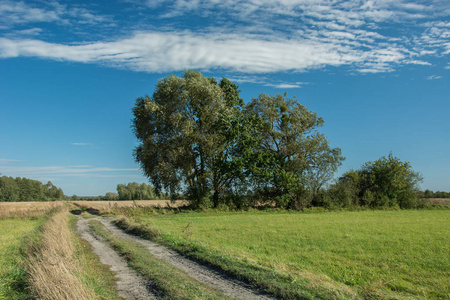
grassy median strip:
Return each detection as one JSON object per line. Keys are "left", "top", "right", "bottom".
{"left": 89, "top": 219, "right": 230, "bottom": 300}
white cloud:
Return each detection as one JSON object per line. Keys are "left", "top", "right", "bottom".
{"left": 0, "top": 158, "right": 20, "bottom": 164}
{"left": 426, "top": 75, "right": 442, "bottom": 80}
{"left": 1, "top": 0, "right": 449, "bottom": 73}
{"left": 0, "top": 30, "right": 420, "bottom": 73}
{"left": 407, "top": 60, "right": 432, "bottom": 66}
{"left": 0, "top": 0, "right": 111, "bottom": 28}
{"left": 267, "top": 83, "right": 302, "bottom": 89}
{"left": 0, "top": 165, "right": 141, "bottom": 178}
{"left": 72, "top": 142, "right": 90, "bottom": 146}
{"left": 0, "top": 1, "right": 60, "bottom": 24}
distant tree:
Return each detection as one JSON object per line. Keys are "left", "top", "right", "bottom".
{"left": 105, "top": 192, "right": 119, "bottom": 201}
{"left": 116, "top": 182, "right": 158, "bottom": 200}
{"left": 420, "top": 190, "right": 450, "bottom": 198}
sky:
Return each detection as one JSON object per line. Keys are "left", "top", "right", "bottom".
{"left": 0, "top": 0, "right": 449, "bottom": 196}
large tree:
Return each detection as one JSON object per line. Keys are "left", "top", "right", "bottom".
{"left": 244, "top": 93, "right": 344, "bottom": 209}
{"left": 132, "top": 71, "right": 241, "bottom": 207}
{"left": 133, "top": 72, "right": 344, "bottom": 209}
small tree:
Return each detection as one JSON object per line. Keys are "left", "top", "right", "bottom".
{"left": 331, "top": 154, "right": 422, "bottom": 208}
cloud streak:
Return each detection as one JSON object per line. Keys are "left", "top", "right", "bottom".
{"left": 72, "top": 142, "right": 90, "bottom": 146}
{"left": 0, "top": 165, "right": 142, "bottom": 179}
{"left": 0, "top": 0, "right": 111, "bottom": 27}
{"left": 0, "top": 158, "right": 20, "bottom": 164}
{"left": 0, "top": 30, "right": 430, "bottom": 74}
{"left": 0, "top": 0, "right": 449, "bottom": 74}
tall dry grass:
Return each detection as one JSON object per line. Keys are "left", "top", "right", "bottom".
{"left": 0, "top": 201, "right": 64, "bottom": 219}
{"left": 70, "top": 200, "right": 188, "bottom": 215}
{"left": 26, "top": 209, "right": 96, "bottom": 300}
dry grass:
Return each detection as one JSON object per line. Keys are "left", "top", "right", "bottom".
{"left": 70, "top": 200, "right": 188, "bottom": 214}
{"left": 0, "top": 201, "right": 64, "bottom": 219}
{"left": 423, "top": 198, "right": 450, "bottom": 205}
{"left": 26, "top": 209, "right": 97, "bottom": 300}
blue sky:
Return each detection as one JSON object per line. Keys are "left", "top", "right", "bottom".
{"left": 0, "top": 0, "right": 449, "bottom": 196}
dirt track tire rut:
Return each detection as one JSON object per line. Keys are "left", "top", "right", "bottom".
{"left": 96, "top": 217, "right": 274, "bottom": 300}
{"left": 76, "top": 217, "right": 159, "bottom": 300}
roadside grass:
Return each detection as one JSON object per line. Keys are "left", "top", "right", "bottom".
{"left": 116, "top": 210, "right": 449, "bottom": 299}
{"left": 0, "top": 217, "right": 44, "bottom": 299}
{"left": 24, "top": 208, "right": 122, "bottom": 300}
{"left": 0, "top": 202, "right": 121, "bottom": 299}
{"left": 89, "top": 219, "right": 231, "bottom": 300}
{"left": 25, "top": 209, "right": 98, "bottom": 299}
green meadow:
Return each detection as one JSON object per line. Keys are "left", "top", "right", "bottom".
{"left": 139, "top": 210, "right": 449, "bottom": 299}
{"left": 0, "top": 218, "right": 44, "bottom": 299}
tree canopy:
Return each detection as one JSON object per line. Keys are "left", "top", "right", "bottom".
{"left": 132, "top": 70, "right": 344, "bottom": 209}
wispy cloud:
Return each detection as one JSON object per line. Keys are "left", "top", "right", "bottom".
{"left": 228, "top": 75, "right": 309, "bottom": 88}
{"left": 0, "top": 158, "right": 20, "bottom": 164}
{"left": 72, "top": 142, "right": 90, "bottom": 146}
{"left": 426, "top": 75, "right": 443, "bottom": 80}
{"left": 0, "top": 0, "right": 111, "bottom": 28}
{"left": 0, "top": 31, "right": 423, "bottom": 73}
{"left": 0, "top": 0, "right": 449, "bottom": 74}
{"left": 0, "top": 165, "right": 141, "bottom": 178}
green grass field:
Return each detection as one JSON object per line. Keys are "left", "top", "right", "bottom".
{"left": 0, "top": 217, "right": 44, "bottom": 299}
{"left": 138, "top": 210, "right": 449, "bottom": 299}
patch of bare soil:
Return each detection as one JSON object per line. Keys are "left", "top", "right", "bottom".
{"left": 95, "top": 217, "right": 274, "bottom": 300}
{"left": 76, "top": 217, "right": 158, "bottom": 300}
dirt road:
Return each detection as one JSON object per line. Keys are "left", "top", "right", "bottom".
{"left": 77, "top": 217, "right": 159, "bottom": 299}
{"left": 77, "top": 216, "right": 273, "bottom": 300}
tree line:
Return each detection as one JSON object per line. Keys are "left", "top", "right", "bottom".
{"left": 0, "top": 176, "right": 64, "bottom": 202}
{"left": 69, "top": 182, "right": 169, "bottom": 201}
{"left": 132, "top": 71, "right": 425, "bottom": 210}
{"left": 418, "top": 190, "right": 450, "bottom": 198}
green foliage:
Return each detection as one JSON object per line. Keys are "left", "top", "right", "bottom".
{"left": 0, "top": 176, "right": 64, "bottom": 202}
{"left": 419, "top": 189, "right": 450, "bottom": 198}
{"left": 133, "top": 71, "right": 344, "bottom": 209}
{"left": 244, "top": 93, "right": 344, "bottom": 209}
{"left": 116, "top": 182, "right": 159, "bottom": 200}
{"left": 329, "top": 154, "right": 423, "bottom": 208}
{"left": 0, "top": 217, "right": 45, "bottom": 299}
{"left": 133, "top": 71, "right": 243, "bottom": 208}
